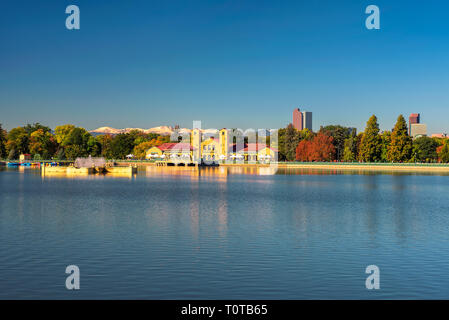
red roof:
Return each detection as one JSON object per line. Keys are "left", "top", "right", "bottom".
{"left": 157, "top": 143, "right": 194, "bottom": 151}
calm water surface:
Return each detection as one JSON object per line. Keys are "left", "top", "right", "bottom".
{"left": 1, "top": 166, "right": 449, "bottom": 299}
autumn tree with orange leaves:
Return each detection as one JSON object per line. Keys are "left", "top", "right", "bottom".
{"left": 296, "top": 132, "right": 336, "bottom": 162}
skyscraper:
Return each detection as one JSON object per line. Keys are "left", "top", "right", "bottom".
{"left": 292, "top": 108, "right": 312, "bottom": 131}
{"left": 410, "top": 124, "right": 427, "bottom": 138}
{"left": 408, "top": 113, "right": 427, "bottom": 138}
{"left": 293, "top": 108, "right": 303, "bottom": 131}
{"left": 409, "top": 113, "right": 420, "bottom": 135}
{"left": 302, "top": 111, "right": 312, "bottom": 131}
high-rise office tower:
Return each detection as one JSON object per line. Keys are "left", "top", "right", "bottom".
{"left": 302, "top": 111, "right": 312, "bottom": 131}
{"left": 293, "top": 108, "right": 312, "bottom": 131}
{"left": 409, "top": 113, "right": 420, "bottom": 135}
{"left": 293, "top": 108, "right": 304, "bottom": 131}
{"left": 410, "top": 124, "right": 427, "bottom": 138}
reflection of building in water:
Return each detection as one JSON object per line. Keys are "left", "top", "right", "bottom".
{"left": 146, "top": 166, "right": 229, "bottom": 181}
{"left": 145, "top": 128, "right": 277, "bottom": 164}
{"left": 146, "top": 165, "right": 281, "bottom": 179}
{"left": 217, "top": 181, "right": 228, "bottom": 237}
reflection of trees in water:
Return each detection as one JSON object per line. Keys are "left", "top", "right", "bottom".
{"left": 392, "top": 175, "right": 408, "bottom": 242}
{"left": 363, "top": 174, "right": 380, "bottom": 239}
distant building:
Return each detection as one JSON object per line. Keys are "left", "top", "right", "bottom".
{"left": 293, "top": 108, "right": 304, "bottom": 131}
{"left": 146, "top": 129, "right": 277, "bottom": 163}
{"left": 19, "top": 154, "right": 31, "bottom": 162}
{"left": 293, "top": 108, "right": 312, "bottom": 131}
{"left": 302, "top": 111, "right": 312, "bottom": 131}
{"left": 348, "top": 127, "right": 357, "bottom": 136}
{"left": 410, "top": 123, "right": 427, "bottom": 138}
{"left": 409, "top": 113, "right": 420, "bottom": 135}
{"left": 432, "top": 133, "right": 448, "bottom": 138}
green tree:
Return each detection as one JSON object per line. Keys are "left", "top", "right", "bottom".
{"left": 413, "top": 136, "right": 439, "bottom": 162}
{"left": 29, "top": 129, "right": 58, "bottom": 159}
{"left": 380, "top": 131, "right": 391, "bottom": 162}
{"left": 358, "top": 115, "right": 382, "bottom": 162}
{"left": 0, "top": 124, "right": 6, "bottom": 159}
{"left": 55, "top": 148, "right": 65, "bottom": 160}
{"left": 109, "top": 133, "right": 135, "bottom": 159}
{"left": 24, "top": 123, "right": 51, "bottom": 135}
{"left": 87, "top": 135, "right": 101, "bottom": 157}
{"left": 133, "top": 141, "right": 154, "bottom": 159}
{"left": 8, "top": 148, "right": 18, "bottom": 160}
{"left": 387, "top": 115, "right": 412, "bottom": 162}
{"left": 438, "top": 142, "right": 449, "bottom": 163}
{"left": 55, "top": 124, "right": 76, "bottom": 145}
{"left": 320, "top": 125, "right": 355, "bottom": 161}
{"left": 342, "top": 136, "right": 357, "bottom": 162}
{"left": 128, "top": 129, "right": 150, "bottom": 147}
{"left": 278, "top": 128, "right": 287, "bottom": 161}
{"left": 60, "top": 126, "right": 92, "bottom": 159}
{"left": 6, "top": 127, "right": 29, "bottom": 154}
{"left": 284, "top": 124, "right": 302, "bottom": 161}
{"left": 65, "top": 145, "right": 86, "bottom": 160}
{"left": 96, "top": 134, "right": 114, "bottom": 159}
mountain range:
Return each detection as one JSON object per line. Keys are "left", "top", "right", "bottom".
{"left": 89, "top": 126, "right": 219, "bottom": 136}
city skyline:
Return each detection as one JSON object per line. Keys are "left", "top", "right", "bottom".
{"left": 1, "top": 1, "right": 449, "bottom": 134}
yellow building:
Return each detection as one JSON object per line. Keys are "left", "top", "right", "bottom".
{"left": 219, "top": 128, "right": 229, "bottom": 159}
{"left": 147, "top": 128, "right": 276, "bottom": 164}
{"left": 257, "top": 146, "right": 277, "bottom": 162}
{"left": 146, "top": 146, "right": 164, "bottom": 159}
{"left": 146, "top": 143, "right": 193, "bottom": 161}
{"left": 201, "top": 137, "right": 220, "bottom": 161}
{"left": 19, "top": 154, "right": 32, "bottom": 161}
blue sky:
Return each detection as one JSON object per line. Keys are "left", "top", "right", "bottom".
{"left": 1, "top": 0, "right": 449, "bottom": 133}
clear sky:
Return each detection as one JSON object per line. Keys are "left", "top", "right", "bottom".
{"left": 1, "top": 0, "right": 449, "bottom": 134}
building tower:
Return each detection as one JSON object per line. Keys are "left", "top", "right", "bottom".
{"left": 219, "top": 128, "right": 229, "bottom": 159}
{"left": 293, "top": 108, "right": 312, "bottom": 131}
{"left": 293, "top": 108, "right": 304, "bottom": 131}
{"left": 191, "top": 128, "right": 202, "bottom": 163}
{"left": 409, "top": 113, "right": 420, "bottom": 135}
{"left": 302, "top": 111, "right": 312, "bottom": 131}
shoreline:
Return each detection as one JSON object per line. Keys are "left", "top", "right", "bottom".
{"left": 276, "top": 163, "right": 449, "bottom": 172}
{"left": 3, "top": 161, "right": 449, "bottom": 173}
{"left": 118, "top": 161, "right": 449, "bottom": 173}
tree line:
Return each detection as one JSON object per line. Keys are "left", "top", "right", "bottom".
{"left": 1, "top": 116, "right": 448, "bottom": 163}
{"left": 278, "top": 115, "right": 449, "bottom": 163}
{"left": 0, "top": 123, "right": 169, "bottom": 160}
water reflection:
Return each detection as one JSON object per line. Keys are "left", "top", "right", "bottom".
{"left": 217, "top": 182, "right": 228, "bottom": 238}
{"left": 3, "top": 165, "right": 449, "bottom": 179}
{"left": 1, "top": 166, "right": 449, "bottom": 299}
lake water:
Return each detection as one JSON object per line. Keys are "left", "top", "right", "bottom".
{"left": 1, "top": 166, "right": 449, "bottom": 299}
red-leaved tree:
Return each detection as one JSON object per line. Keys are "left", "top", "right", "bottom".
{"left": 296, "top": 132, "right": 336, "bottom": 161}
